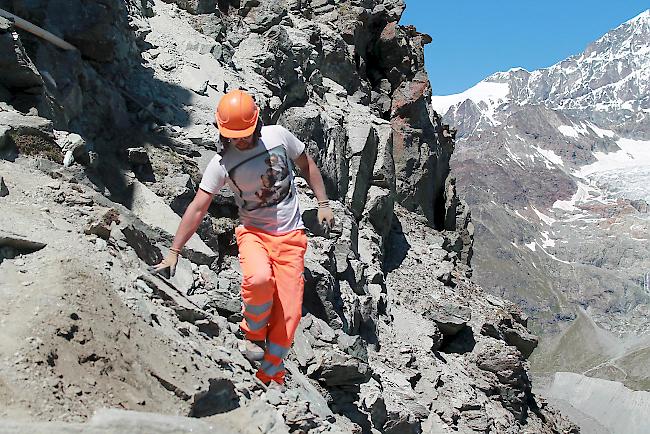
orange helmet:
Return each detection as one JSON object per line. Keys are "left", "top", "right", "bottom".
{"left": 215, "top": 89, "right": 259, "bottom": 138}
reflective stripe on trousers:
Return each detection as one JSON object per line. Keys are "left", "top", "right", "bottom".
{"left": 236, "top": 226, "right": 307, "bottom": 384}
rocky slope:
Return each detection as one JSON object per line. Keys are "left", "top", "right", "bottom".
{"left": 0, "top": 0, "right": 574, "bottom": 432}
{"left": 546, "top": 372, "right": 650, "bottom": 434}
{"left": 431, "top": 8, "right": 650, "bottom": 430}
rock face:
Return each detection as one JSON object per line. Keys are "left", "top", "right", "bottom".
{"left": 0, "top": 16, "right": 43, "bottom": 90}
{"left": 0, "top": 1, "right": 574, "bottom": 433}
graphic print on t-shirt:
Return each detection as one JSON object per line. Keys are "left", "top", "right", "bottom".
{"left": 229, "top": 145, "right": 292, "bottom": 211}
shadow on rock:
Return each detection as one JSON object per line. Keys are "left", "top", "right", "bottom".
{"left": 0, "top": 1, "right": 196, "bottom": 210}
{"left": 383, "top": 214, "right": 410, "bottom": 273}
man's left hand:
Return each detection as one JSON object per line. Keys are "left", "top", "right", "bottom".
{"left": 318, "top": 204, "right": 334, "bottom": 236}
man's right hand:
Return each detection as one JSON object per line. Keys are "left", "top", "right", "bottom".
{"left": 150, "top": 250, "right": 179, "bottom": 277}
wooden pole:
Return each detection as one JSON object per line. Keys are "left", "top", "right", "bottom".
{"left": 0, "top": 8, "right": 77, "bottom": 51}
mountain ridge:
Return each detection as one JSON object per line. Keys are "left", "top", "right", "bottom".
{"left": 434, "top": 8, "right": 650, "bottom": 141}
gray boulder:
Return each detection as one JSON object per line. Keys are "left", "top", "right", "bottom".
{"left": 59, "top": 133, "right": 87, "bottom": 167}
{"left": 345, "top": 106, "right": 379, "bottom": 219}
{"left": 205, "top": 289, "right": 241, "bottom": 318}
{"left": 364, "top": 185, "right": 394, "bottom": 239}
{"left": 113, "top": 219, "right": 164, "bottom": 267}
{"left": 304, "top": 248, "right": 344, "bottom": 328}
{"left": 336, "top": 330, "right": 368, "bottom": 362}
{"left": 310, "top": 349, "right": 372, "bottom": 386}
{"left": 480, "top": 314, "right": 539, "bottom": 359}
{"left": 161, "top": 0, "right": 217, "bottom": 14}
{"left": 240, "top": 0, "right": 288, "bottom": 34}
{"left": 126, "top": 147, "right": 150, "bottom": 165}
{"left": 0, "top": 230, "right": 47, "bottom": 261}
{"left": 291, "top": 321, "right": 316, "bottom": 368}
{"left": 360, "top": 380, "right": 388, "bottom": 430}
{"left": 338, "top": 280, "right": 362, "bottom": 335}
{"left": 318, "top": 25, "right": 360, "bottom": 93}
{"left": 502, "top": 326, "right": 538, "bottom": 359}
{"left": 284, "top": 360, "right": 333, "bottom": 420}
{"left": 188, "top": 377, "right": 239, "bottom": 417}
{"left": 474, "top": 341, "right": 531, "bottom": 422}
{"left": 84, "top": 207, "right": 120, "bottom": 240}
{"left": 0, "top": 176, "right": 7, "bottom": 197}
{"left": 371, "top": 117, "right": 395, "bottom": 189}
{"left": 384, "top": 411, "right": 421, "bottom": 434}
{"left": 423, "top": 303, "right": 471, "bottom": 336}
{"left": 306, "top": 315, "right": 337, "bottom": 344}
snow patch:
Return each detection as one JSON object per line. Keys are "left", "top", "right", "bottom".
{"left": 534, "top": 146, "right": 564, "bottom": 168}
{"left": 507, "top": 67, "right": 529, "bottom": 73}
{"left": 553, "top": 182, "right": 591, "bottom": 211}
{"left": 525, "top": 242, "right": 536, "bottom": 251}
{"left": 578, "top": 138, "right": 650, "bottom": 178}
{"left": 586, "top": 122, "right": 616, "bottom": 138}
{"left": 514, "top": 210, "right": 530, "bottom": 222}
{"left": 532, "top": 206, "right": 556, "bottom": 225}
{"left": 558, "top": 125, "right": 580, "bottom": 138}
{"left": 431, "top": 81, "right": 510, "bottom": 121}
{"left": 541, "top": 247, "right": 573, "bottom": 264}
{"left": 540, "top": 231, "right": 556, "bottom": 248}
{"left": 504, "top": 145, "right": 525, "bottom": 168}
{"left": 621, "top": 101, "right": 634, "bottom": 110}
{"left": 575, "top": 138, "right": 650, "bottom": 202}
{"left": 574, "top": 123, "right": 589, "bottom": 136}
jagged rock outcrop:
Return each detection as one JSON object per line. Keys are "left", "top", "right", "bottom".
{"left": 0, "top": 16, "right": 43, "bottom": 90}
{"left": 0, "top": 0, "right": 575, "bottom": 433}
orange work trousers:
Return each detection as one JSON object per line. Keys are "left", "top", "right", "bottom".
{"left": 235, "top": 226, "right": 307, "bottom": 384}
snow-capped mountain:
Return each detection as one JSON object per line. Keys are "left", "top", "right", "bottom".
{"left": 434, "top": 9, "right": 650, "bottom": 141}
{"left": 434, "top": 9, "right": 650, "bottom": 399}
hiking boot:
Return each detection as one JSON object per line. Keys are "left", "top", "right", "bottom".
{"left": 243, "top": 340, "right": 266, "bottom": 361}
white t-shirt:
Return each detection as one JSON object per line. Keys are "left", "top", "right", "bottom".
{"left": 199, "top": 125, "right": 306, "bottom": 234}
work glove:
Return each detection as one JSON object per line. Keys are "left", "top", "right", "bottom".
{"left": 317, "top": 200, "right": 335, "bottom": 238}
{"left": 150, "top": 248, "right": 180, "bottom": 278}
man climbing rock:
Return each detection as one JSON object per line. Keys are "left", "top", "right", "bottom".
{"left": 153, "top": 89, "right": 334, "bottom": 386}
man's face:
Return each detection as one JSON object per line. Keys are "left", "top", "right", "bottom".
{"left": 230, "top": 133, "right": 254, "bottom": 150}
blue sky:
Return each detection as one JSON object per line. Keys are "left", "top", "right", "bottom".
{"left": 401, "top": 2, "right": 649, "bottom": 96}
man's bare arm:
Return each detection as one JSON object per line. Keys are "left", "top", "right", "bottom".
{"left": 294, "top": 152, "right": 334, "bottom": 230}
{"left": 171, "top": 188, "right": 213, "bottom": 251}
{"left": 294, "top": 152, "right": 328, "bottom": 203}
{"left": 152, "top": 188, "right": 213, "bottom": 276}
